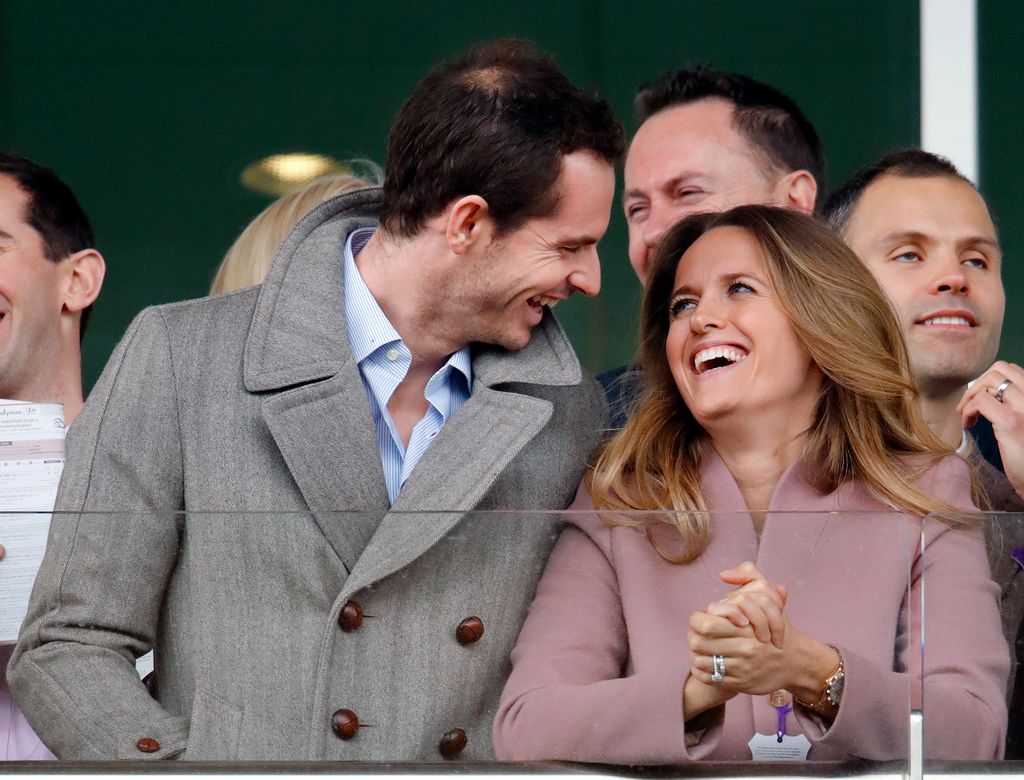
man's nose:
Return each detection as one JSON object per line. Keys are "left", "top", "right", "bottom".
{"left": 568, "top": 248, "right": 601, "bottom": 297}
{"left": 930, "top": 254, "right": 969, "bottom": 295}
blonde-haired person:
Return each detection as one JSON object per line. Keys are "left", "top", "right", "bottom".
{"left": 494, "top": 205, "right": 1008, "bottom": 762}
{"left": 210, "top": 162, "right": 382, "bottom": 294}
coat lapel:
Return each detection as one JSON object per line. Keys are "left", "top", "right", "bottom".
{"left": 339, "top": 387, "right": 553, "bottom": 598}
{"left": 260, "top": 368, "right": 389, "bottom": 569}
{"left": 244, "top": 189, "right": 389, "bottom": 569}
{"left": 339, "top": 310, "right": 582, "bottom": 598}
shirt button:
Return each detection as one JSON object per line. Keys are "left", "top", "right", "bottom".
{"left": 385, "top": 348, "right": 399, "bottom": 361}
{"left": 136, "top": 737, "right": 160, "bottom": 753}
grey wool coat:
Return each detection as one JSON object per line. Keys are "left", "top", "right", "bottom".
{"left": 9, "top": 189, "right": 604, "bottom": 761}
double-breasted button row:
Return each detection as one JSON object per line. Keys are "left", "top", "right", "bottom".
{"left": 338, "top": 600, "right": 484, "bottom": 646}
{"left": 330, "top": 708, "right": 467, "bottom": 758}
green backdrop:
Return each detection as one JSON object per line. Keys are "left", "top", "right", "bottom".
{"left": 1, "top": 1, "right": 938, "bottom": 389}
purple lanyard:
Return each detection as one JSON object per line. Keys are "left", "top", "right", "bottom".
{"left": 770, "top": 690, "right": 793, "bottom": 743}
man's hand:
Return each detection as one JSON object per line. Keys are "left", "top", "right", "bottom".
{"left": 959, "top": 360, "right": 1024, "bottom": 497}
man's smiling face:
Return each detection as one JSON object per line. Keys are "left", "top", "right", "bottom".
{"left": 0, "top": 174, "right": 67, "bottom": 402}
{"left": 843, "top": 174, "right": 1004, "bottom": 396}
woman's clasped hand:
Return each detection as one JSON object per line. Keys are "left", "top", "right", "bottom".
{"left": 688, "top": 562, "right": 839, "bottom": 708}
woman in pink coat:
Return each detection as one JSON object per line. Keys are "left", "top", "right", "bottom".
{"left": 493, "top": 205, "right": 1008, "bottom": 763}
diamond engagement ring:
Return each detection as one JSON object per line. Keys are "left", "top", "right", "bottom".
{"left": 711, "top": 654, "right": 726, "bottom": 683}
{"left": 995, "top": 378, "right": 1013, "bottom": 404}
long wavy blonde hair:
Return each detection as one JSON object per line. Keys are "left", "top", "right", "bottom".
{"left": 590, "top": 205, "right": 963, "bottom": 562}
{"left": 211, "top": 162, "right": 383, "bottom": 294}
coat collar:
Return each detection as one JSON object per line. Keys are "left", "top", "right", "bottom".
{"left": 244, "top": 187, "right": 586, "bottom": 575}
{"left": 243, "top": 187, "right": 583, "bottom": 393}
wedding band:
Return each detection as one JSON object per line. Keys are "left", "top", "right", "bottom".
{"left": 995, "top": 378, "right": 1013, "bottom": 404}
{"left": 711, "top": 654, "right": 726, "bottom": 683}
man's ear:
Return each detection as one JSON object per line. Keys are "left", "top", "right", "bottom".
{"left": 776, "top": 170, "right": 818, "bottom": 215}
{"left": 444, "top": 195, "right": 494, "bottom": 255}
{"left": 61, "top": 248, "right": 106, "bottom": 314}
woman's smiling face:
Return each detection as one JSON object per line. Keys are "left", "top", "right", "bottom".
{"left": 665, "top": 225, "right": 824, "bottom": 431}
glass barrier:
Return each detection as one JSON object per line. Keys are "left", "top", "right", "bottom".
{"left": 0, "top": 509, "right": 915, "bottom": 776}
{"left": 922, "top": 511, "right": 1024, "bottom": 773}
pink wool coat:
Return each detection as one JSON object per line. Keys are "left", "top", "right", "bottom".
{"left": 493, "top": 452, "right": 1008, "bottom": 763}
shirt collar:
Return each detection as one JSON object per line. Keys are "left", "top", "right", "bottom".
{"left": 956, "top": 429, "right": 969, "bottom": 456}
{"left": 343, "top": 227, "right": 402, "bottom": 364}
{"left": 342, "top": 227, "right": 472, "bottom": 387}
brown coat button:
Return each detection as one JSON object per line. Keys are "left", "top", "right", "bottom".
{"left": 331, "top": 708, "right": 359, "bottom": 740}
{"left": 439, "top": 728, "right": 467, "bottom": 759}
{"left": 136, "top": 737, "right": 160, "bottom": 753}
{"left": 455, "top": 616, "right": 484, "bottom": 645}
{"left": 339, "top": 600, "right": 364, "bottom": 632}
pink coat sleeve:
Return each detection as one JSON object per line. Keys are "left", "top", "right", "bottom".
{"left": 492, "top": 484, "right": 719, "bottom": 763}
{"left": 0, "top": 647, "right": 55, "bottom": 760}
{"left": 795, "top": 455, "right": 1009, "bottom": 760}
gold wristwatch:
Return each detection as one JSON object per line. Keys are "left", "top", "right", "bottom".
{"left": 796, "top": 647, "right": 844, "bottom": 712}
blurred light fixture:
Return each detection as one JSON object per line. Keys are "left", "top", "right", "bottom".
{"left": 241, "top": 153, "right": 349, "bottom": 196}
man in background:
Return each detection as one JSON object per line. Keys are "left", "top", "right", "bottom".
{"left": 0, "top": 152, "right": 105, "bottom": 759}
{"left": 825, "top": 149, "right": 1024, "bottom": 756}
{"left": 825, "top": 150, "right": 1015, "bottom": 499}
{"left": 602, "top": 65, "right": 825, "bottom": 427}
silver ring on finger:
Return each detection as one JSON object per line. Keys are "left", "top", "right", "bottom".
{"left": 711, "top": 654, "right": 726, "bottom": 683}
{"left": 995, "top": 378, "right": 1013, "bottom": 404}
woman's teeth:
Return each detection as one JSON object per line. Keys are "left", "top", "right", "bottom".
{"left": 694, "top": 346, "right": 747, "bottom": 374}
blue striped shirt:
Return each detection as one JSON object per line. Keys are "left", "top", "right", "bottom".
{"left": 343, "top": 228, "right": 472, "bottom": 504}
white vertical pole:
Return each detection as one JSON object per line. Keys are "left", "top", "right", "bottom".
{"left": 920, "top": 0, "right": 979, "bottom": 184}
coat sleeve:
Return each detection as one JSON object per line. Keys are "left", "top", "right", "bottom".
{"left": 492, "top": 486, "right": 721, "bottom": 763}
{"left": 8, "top": 307, "right": 189, "bottom": 760}
{"left": 795, "top": 455, "right": 1009, "bottom": 760}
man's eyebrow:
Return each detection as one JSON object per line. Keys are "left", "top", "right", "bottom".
{"left": 876, "top": 229, "right": 1001, "bottom": 252}
{"left": 557, "top": 234, "right": 600, "bottom": 246}
{"left": 961, "top": 235, "right": 1002, "bottom": 252}
{"left": 876, "top": 229, "right": 931, "bottom": 247}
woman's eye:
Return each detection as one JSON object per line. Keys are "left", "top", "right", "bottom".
{"left": 963, "top": 255, "right": 988, "bottom": 269}
{"left": 894, "top": 251, "right": 921, "bottom": 263}
{"left": 669, "top": 298, "right": 695, "bottom": 318}
{"left": 728, "top": 282, "right": 754, "bottom": 294}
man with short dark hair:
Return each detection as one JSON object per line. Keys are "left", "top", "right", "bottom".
{"left": 601, "top": 65, "right": 824, "bottom": 427}
{"left": 0, "top": 154, "right": 104, "bottom": 420}
{"left": 825, "top": 150, "right": 1024, "bottom": 756}
{"left": 11, "top": 40, "right": 623, "bottom": 761}
{"left": 825, "top": 150, "right": 1014, "bottom": 486}
{"left": 0, "top": 152, "right": 105, "bottom": 759}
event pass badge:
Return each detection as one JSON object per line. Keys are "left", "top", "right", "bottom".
{"left": 748, "top": 689, "right": 811, "bottom": 761}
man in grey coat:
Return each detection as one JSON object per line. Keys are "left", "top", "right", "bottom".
{"left": 10, "top": 39, "right": 623, "bottom": 762}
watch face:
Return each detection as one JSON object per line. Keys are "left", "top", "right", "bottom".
{"left": 826, "top": 672, "right": 845, "bottom": 706}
